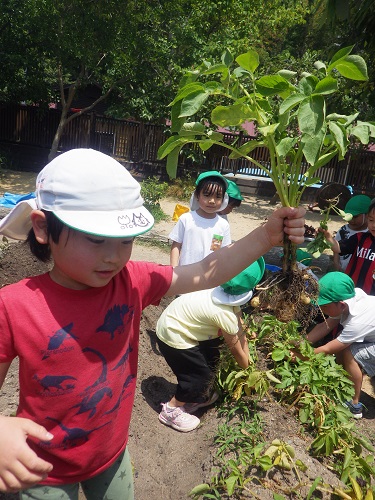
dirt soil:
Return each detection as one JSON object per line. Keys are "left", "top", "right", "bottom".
{"left": 0, "top": 170, "right": 374, "bottom": 499}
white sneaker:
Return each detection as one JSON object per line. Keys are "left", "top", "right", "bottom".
{"left": 158, "top": 403, "right": 200, "bottom": 432}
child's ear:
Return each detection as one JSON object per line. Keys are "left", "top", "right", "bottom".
{"left": 30, "top": 210, "right": 48, "bottom": 244}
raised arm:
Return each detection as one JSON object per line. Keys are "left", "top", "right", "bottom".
{"left": 167, "top": 206, "right": 305, "bottom": 296}
{"left": 0, "top": 362, "right": 54, "bottom": 492}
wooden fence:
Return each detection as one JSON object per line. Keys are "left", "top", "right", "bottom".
{"left": 1, "top": 103, "right": 375, "bottom": 196}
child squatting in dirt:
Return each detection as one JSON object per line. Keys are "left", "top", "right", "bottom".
{"left": 0, "top": 148, "right": 305, "bottom": 498}
{"left": 307, "top": 272, "right": 375, "bottom": 419}
{"left": 156, "top": 258, "right": 265, "bottom": 432}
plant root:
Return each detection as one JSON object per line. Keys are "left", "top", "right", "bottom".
{"left": 254, "top": 267, "right": 319, "bottom": 331}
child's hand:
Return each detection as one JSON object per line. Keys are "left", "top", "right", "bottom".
{"left": 264, "top": 207, "right": 306, "bottom": 246}
{"left": 0, "top": 416, "right": 53, "bottom": 492}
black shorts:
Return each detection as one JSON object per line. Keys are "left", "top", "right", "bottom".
{"left": 157, "top": 337, "right": 223, "bottom": 403}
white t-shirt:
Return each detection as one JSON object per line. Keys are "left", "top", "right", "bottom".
{"left": 169, "top": 210, "right": 231, "bottom": 265}
{"left": 334, "top": 224, "right": 368, "bottom": 271}
{"left": 156, "top": 288, "right": 240, "bottom": 349}
{"left": 337, "top": 288, "right": 375, "bottom": 344}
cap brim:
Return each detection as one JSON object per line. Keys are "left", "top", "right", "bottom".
{"left": 211, "top": 287, "right": 253, "bottom": 306}
{"left": 189, "top": 193, "right": 229, "bottom": 212}
{"left": 54, "top": 205, "right": 154, "bottom": 237}
{"left": 0, "top": 199, "right": 37, "bottom": 240}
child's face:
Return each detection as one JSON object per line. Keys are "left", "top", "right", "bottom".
{"left": 49, "top": 227, "right": 134, "bottom": 290}
{"left": 348, "top": 213, "right": 367, "bottom": 231}
{"left": 320, "top": 301, "right": 346, "bottom": 318}
{"left": 367, "top": 209, "right": 375, "bottom": 237}
{"left": 196, "top": 185, "right": 224, "bottom": 215}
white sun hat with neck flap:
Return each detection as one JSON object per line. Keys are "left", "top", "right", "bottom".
{"left": 0, "top": 148, "right": 154, "bottom": 240}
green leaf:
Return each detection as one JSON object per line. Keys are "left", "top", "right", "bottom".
{"left": 312, "top": 149, "right": 338, "bottom": 169}
{"left": 257, "top": 124, "right": 279, "bottom": 138}
{"left": 202, "top": 63, "right": 228, "bottom": 77}
{"left": 229, "top": 140, "right": 264, "bottom": 159}
{"left": 332, "top": 55, "right": 368, "bottom": 81}
{"left": 298, "top": 75, "right": 319, "bottom": 96}
{"left": 207, "top": 130, "right": 224, "bottom": 141}
{"left": 350, "top": 124, "right": 370, "bottom": 144}
{"left": 298, "top": 95, "right": 324, "bottom": 136}
{"left": 225, "top": 476, "right": 238, "bottom": 496}
{"left": 314, "top": 61, "right": 326, "bottom": 71}
{"left": 170, "top": 101, "right": 185, "bottom": 133}
{"left": 313, "top": 76, "right": 338, "bottom": 95}
{"left": 277, "top": 69, "right": 297, "bottom": 81}
{"left": 329, "top": 121, "right": 348, "bottom": 157}
{"left": 170, "top": 83, "right": 205, "bottom": 106}
{"left": 179, "top": 122, "right": 206, "bottom": 136}
{"left": 199, "top": 139, "right": 215, "bottom": 151}
{"left": 211, "top": 103, "right": 255, "bottom": 127}
{"left": 307, "top": 477, "right": 323, "bottom": 499}
{"left": 279, "top": 93, "right": 306, "bottom": 115}
{"left": 301, "top": 127, "right": 326, "bottom": 165}
{"left": 179, "top": 90, "right": 210, "bottom": 117}
{"left": 255, "top": 75, "right": 291, "bottom": 96}
{"left": 189, "top": 483, "right": 211, "bottom": 496}
{"left": 157, "top": 135, "right": 188, "bottom": 159}
{"left": 166, "top": 144, "right": 183, "bottom": 179}
{"left": 330, "top": 45, "right": 354, "bottom": 65}
{"left": 221, "top": 49, "right": 233, "bottom": 67}
{"left": 235, "top": 50, "right": 259, "bottom": 73}
{"left": 276, "top": 137, "right": 297, "bottom": 158}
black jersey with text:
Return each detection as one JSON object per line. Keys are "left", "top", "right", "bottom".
{"left": 340, "top": 232, "right": 375, "bottom": 295}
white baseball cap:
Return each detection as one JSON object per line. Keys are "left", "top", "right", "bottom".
{"left": 0, "top": 148, "right": 154, "bottom": 240}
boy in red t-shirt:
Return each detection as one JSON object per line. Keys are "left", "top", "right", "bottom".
{"left": 0, "top": 149, "right": 305, "bottom": 498}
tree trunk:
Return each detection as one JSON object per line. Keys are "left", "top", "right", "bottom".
{"left": 48, "top": 113, "right": 67, "bottom": 161}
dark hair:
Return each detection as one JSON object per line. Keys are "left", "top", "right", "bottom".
{"left": 195, "top": 177, "right": 226, "bottom": 199}
{"left": 26, "top": 211, "right": 66, "bottom": 262}
{"left": 368, "top": 198, "right": 375, "bottom": 214}
{"left": 228, "top": 197, "right": 242, "bottom": 208}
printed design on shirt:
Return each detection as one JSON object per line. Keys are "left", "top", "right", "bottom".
{"left": 111, "top": 345, "right": 133, "bottom": 372}
{"left": 118, "top": 213, "right": 150, "bottom": 229}
{"left": 82, "top": 347, "right": 109, "bottom": 390}
{"left": 33, "top": 374, "right": 77, "bottom": 396}
{"left": 356, "top": 246, "right": 375, "bottom": 261}
{"left": 41, "top": 323, "right": 78, "bottom": 360}
{"left": 103, "top": 374, "right": 135, "bottom": 416}
{"left": 41, "top": 417, "right": 111, "bottom": 449}
{"left": 71, "top": 386, "right": 113, "bottom": 419}
{"left": 96, "top": 304, "right": 134, "bottom": 340}
{"left": 210, "top": 234, "right": 223, "bottom": 251}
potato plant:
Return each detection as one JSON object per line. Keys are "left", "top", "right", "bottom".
{"left": 158, "top": 46, "right": 375, "bottom": 321}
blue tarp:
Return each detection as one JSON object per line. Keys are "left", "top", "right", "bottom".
{"left": 0, "top": 192, "right": 36, "bottom": 208}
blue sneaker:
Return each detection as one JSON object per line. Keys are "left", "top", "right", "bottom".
{"left": 345, "top": 401, "right": 364, "bottom": 419}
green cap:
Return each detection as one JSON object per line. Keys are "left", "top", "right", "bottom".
{"left": 195, "top": 171, "right": 228, "bottom": 188}
{"left": 317, "top": 272, "right": 355, "bottom": 306}
{"left": 221, "top": 257, "right": 265, "bottom": 295}
{"left": 344, "top": 195, "right": 371, "bottom": 216}
{"left": 296, "top": 249, "right": 313, "bottom": 266}
{"left": 226, "top": 180, "right": 243, "bottom": 201}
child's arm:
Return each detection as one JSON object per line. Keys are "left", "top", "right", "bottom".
{"left": 314, "top": 338, "right": 349, "bottom": 355}
{"left": 321, "top": 228, "right": 340, "bottom": 254}
{"left": 222, "top": 313, "right": 250, "bottom": 369}
{"left": 332, "top": 252, "right": 342, "bottom": 271}
{"left": 0, "top": 362, "right": 53, "bottom": 492}
{"left": 307, "top": 317, "right": 340, "bottom": 344}
{"left": 167, "top": 206, "right": 305, "bottom": 296}
{"left": 170, "top": 241, "right": 182, "bottom": 267}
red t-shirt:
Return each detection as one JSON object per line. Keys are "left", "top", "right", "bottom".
{"left": 0, "top": 261, "right": 173, "bottom": 484}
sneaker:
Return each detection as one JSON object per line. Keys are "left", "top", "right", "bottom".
{"left": 344, "top": 401, "right": 364, "bottom": 419}
{"left": 184, "top": 391, "right": 219, "bottom": 414}
{"left": 159, "top": 403, "right": 200, "bottom": 432}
